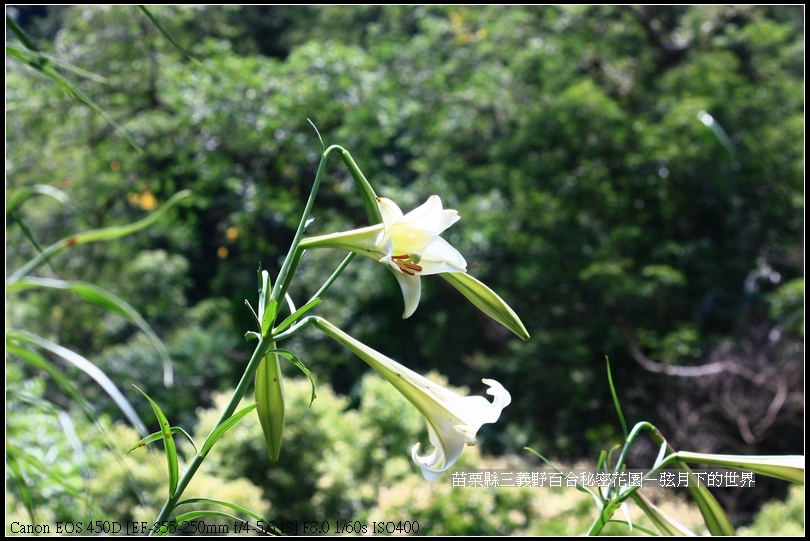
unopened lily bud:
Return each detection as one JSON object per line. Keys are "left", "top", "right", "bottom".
{"left": 255, "top": 348, "right": 285, "bottom": 461}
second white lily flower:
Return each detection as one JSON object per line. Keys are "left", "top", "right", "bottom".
{"left": 314, "top": 317, "right": 510, "bottom": 481}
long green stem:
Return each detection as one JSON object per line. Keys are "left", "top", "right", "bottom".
{"left": 586, "top": 502, "right": 615, "bottom": 536}
{"left": 606, "top": 421, "right": 656, "bottom": 500}
{"left": 271, "top": 145, "right": 345, "bottom": 305}
{"left": 149, "top": 334, "right": 275, "bottom": 533}
{"left": 149, "top": 144, "right": 377, "bottom": 530}
{"left": 307, "top": 252, "right": 356, "bottom": 304}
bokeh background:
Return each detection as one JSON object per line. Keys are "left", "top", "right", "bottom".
{"left": 7, "top": 5, "right": 804, "bottom": 535}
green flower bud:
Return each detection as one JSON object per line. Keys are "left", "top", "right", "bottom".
{"left": 255, "top": 347, "right": 285, "bottom": 461}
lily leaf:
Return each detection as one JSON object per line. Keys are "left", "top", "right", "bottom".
{"left": 199, "top": 403, "right": 257, "bottom": 458}
{"left": 128, "top": 427, "right": 198, "bottom": 455}
{"left": 631, "top": 491, "right": 697, "bottom": 536}
{"left": 267, "top": 348, "right": 317, "bottom": 406}
{"left": 274, "top": 298, "right": 321, "bottom": 335}
{"left": 134, "top": 386, "right": 179, "bottom": 499}
{"left": 675, "top": 461, "right": 736, "bottom": 535}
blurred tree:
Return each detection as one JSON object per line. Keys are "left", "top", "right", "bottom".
{"left": 6, "top": 7, "right": 803, "bottom": 521}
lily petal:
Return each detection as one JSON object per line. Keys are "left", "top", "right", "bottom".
{"left": 390, "top": 269, "right": 422, "bottom": 319}
{"left": 398, "top": 195, "right": 444, "bottom": 231}
{"left": 411, "top": 378, "right": 511, "bottom": 481}
{"left": 378, "top": 196, "right": 404, "bottom": 230}
{"left": 438, "top": 209, "right": 461, "bottom": 234}
{"left": 418, "top": 236, "right": 467, "bottom": 274}
{"left": 315, "top": 317, "right": 511, "bottom": 481}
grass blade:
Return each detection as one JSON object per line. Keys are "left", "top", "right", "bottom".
{"left": 9, "top": 277, "right": 174, "bottom": 387}
{"left": 137, "top": 6, "right": 202, "bottom": 66}
{"left": 7, "top": 184, "right": 69, "bottom": 214}
{"left": 6, "top": 451, "right": 38, "bottom": 524}
{"left": 7, "top": 330, "right": 147, "bottom": 436}
{"left": 6, "top": 443, "right": 104, "bottom": 517}
{"left": 631, "top": 491, "right": 696, "bottom": 536}
{"left": 7, "top": 41, "right": 141, "bottom": 151}
{"left": 177, "top": 497, "right": 269, "bottom": 525}
{"left": 8, "top": 190, "right": 191, "bottom": 283}
{"left": 605, "top": 356, "right": 628, "bottom": 439}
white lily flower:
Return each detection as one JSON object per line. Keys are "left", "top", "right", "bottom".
{"left": 301, "top": 195, "right": 467, "bottom": 318}
{"left": 314, "top": 317, "right": 511, "bottom": 481}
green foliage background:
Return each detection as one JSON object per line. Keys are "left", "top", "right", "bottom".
{"left": 6, "top": 5, "right": 803, "bottom": 534}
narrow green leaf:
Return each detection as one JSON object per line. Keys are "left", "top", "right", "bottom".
{"left": 308, "top": 118, "right": 326, "bottom": 152}
{"left": 675, "top": 462, "right": 736, "bottom": 535}
{"left": 309, "top": 252, "right": 356, "bottom": 302}
{"left": 7, "top": 343, "right": 97, "bottom": 420}
{"left": 441, "top": 272, "right": 530, "bottom": 341}
{"left": 8, "top": 277, "right": 174, "bottom": 387}
{"left": 283, "top": 292, "right": 297, "bottom": 316}
{"left": 57, "top": 410, "right": 89, "bottom": 484}
{"left": 8, "top": 209, "right": 56, "bottom": 273}
{"left": 524, "top": 446, "right": 602, "bottom": 505}
{"left": 245, "top": 300, "right": 260, "bottom": 328}
{"left": 6, "top": 41, "right": 141, "bottom": 151}
{"left": 7, "top": 330, "right": 147, "bottom": 436}
{"left": 9, "top": 190, "right": 192, "bottom": 283}
{"left": 6, "top": 15, "right": 39, "bottom": 50}
{"left": 653, "top": 440, "right": 668, "bottom": 469}
{"left": 133, "top": 386, "right": 179, "bottom": 498}
{"left": 273, "top": 298, "right": 321, "bottom": 335}
{"left": 605, "top": 357, "right": 628, "bottom": 439}
{"left": 257, "top": 268, "right": 274, "bottom": 333}
{"left": 128, "top": 427, "right": 198, "bottom": 455}
{"left": 6, "top": 41, "right": 107, "bottom": 82}
{"left": 177, "top": 497, "right": 268, "bottom": 525}
{"left": 674, "top": 451, "right": 804, "bottom": 485}
{"left": 604, "top": 520, "right": 659, "bottom": 537}
{"left": 199, "top": 403, "right": 257, "bottom": 458}
{"left": 7, "top": 184, "right": 69, "bottom": 215}
{"left": 7, "top": 444, "right": 103, "bottom": 517}
{"left": 268, "top": 348, "right": 317, "bottom": 406}
{"left": 596, "top": 449, "right": 608, "bottom": 470}
{"left": 170, "top": 511, "right": 243, "bottom": 534}
{"left": 138, "top": 6, "right": 202, "bottom": 66}
{"left": 261, "top": 299, "right": 279, "bottom": 336}
{"left": 631, "top": 491, "right": 696, "bottom": 536}
{"left": 6, "top": 452, "right": 37, "bottom": 525}
{"left": 6, "top": 185, "right": 69, "bottom": 273}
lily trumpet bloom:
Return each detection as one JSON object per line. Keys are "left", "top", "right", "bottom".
{"left": 314, "top": 317, "right": 511, "bottom": 481}
{"left": 301, "top": 195, "right": 466, "bottom": 318}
